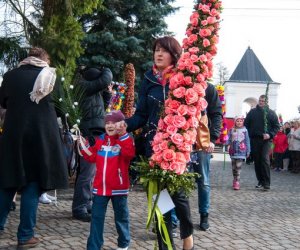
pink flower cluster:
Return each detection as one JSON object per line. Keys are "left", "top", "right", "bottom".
{"left": 150, "top": 0, "right": 222, "bottom": 175}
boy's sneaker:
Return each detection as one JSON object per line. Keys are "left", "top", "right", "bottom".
{"left": 116, "top": 247, "right": 128, "bottom": 250}
{"left": 233, "top": 181, "right": 240, "bottom": 190}
{"left": 45, "top": 193, "right": 57, "bottom": 201}
{"left": 39, "top": 193, "right": 51, "bottom": 204}
{"left": 255, "top": 182, "right": 263, "bottom": 189}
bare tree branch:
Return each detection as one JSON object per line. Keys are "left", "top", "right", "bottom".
{"left": 7, "top": 0, "right": 41, "bottom": 42}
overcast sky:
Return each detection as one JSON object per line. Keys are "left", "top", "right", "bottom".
{"left": 166, "top": 0, "right": 300, "bottom": 120}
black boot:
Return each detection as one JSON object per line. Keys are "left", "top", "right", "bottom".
{"left": 199, "top": 213, "right": 209, "bottom": 231}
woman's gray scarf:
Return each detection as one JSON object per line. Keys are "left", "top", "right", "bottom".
{"left": 19, "top": 56, "right": 56, "bottom": 104}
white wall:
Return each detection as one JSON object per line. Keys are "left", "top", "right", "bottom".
{"left": 224, "top": 81, "right": 280, "bottom": 118}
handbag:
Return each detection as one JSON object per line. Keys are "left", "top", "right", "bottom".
{"left": 196, "top": 113, "right": 210, "bottom": 150}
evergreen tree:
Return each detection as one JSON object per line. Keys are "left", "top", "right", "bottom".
{"left": 0, "top": 0, "right": 103, "bottom": 80}
{"left": 79, "top": 0, "right": 177, "bottom": 82}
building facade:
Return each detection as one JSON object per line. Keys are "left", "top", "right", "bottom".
{"left": 224, "top": 47, "right": 280, "bottom": 118}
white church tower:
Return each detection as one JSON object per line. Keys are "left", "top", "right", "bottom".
{"left": 224, "top": 47, "right": 280, "bottom": 118}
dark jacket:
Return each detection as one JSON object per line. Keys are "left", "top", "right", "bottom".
{"left": 126, "top": 69, "right": 222, "bottom": 157}
{"left": 78, "top": 68, "right": 112, "bottom": 137}
{"left": 205, "top": 83, "right": 222, "bottom": 143}
{"left": 126, "top": 69, "right": 166, "bottom": 157}
{"left": 244, "top": 105, "right": 280, "bottom": 139}
{"left": 0, "top": 65, "right": 68, "bottom": 190}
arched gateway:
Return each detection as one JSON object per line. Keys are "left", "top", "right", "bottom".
{"left": 224, "top": 47, "right": 280, "bottom": 120}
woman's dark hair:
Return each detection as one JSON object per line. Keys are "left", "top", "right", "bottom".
{"left": 28, "top": 47, "right": 50, "bottom": 63}
{"left": 152, "top": 36, "right": 182, "bottom": 65}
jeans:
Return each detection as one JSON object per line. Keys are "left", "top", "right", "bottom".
{"left": 87, "top": 195, "right": 130, "bottom": 250}
{"left": 171, "top": 208, "right": 179, "bottom": 227}
{"left": 192, "top": 151, "right": 211, "bottom": 214}
{"left": 0, "top": 182, "right": 40, "bottom": 242}
{"left": 72, "top": 157, "right": 96, "bottom": 215}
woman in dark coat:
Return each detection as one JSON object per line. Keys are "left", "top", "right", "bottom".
{"left": 0, "top": 47, "right": 68, "bottom": 248}
{"left": 126, "top": 36, "right": 194, "bottom": 250}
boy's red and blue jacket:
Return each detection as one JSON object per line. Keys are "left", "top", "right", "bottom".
{"left": 80, "top": 133, "right": 135, "bottom": 196}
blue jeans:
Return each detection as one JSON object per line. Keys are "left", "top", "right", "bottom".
{"left": 192, "top": 151, "right": 211, "bottom": 214}
{"left": 87, "top": 195, "right": 130, "bottom": 250}
{"left": 171, "top": 208, "right": 179, "bottom": 227}
{"left": 0, "top": 182, "right": 40, "bottom": 242}
{"left": 72, "top": 157, "right": 96, "bottom": 215}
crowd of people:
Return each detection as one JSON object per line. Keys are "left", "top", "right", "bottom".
{"left": 0, "top": 37, "right": 299, "bottom": 250}
{"left": 272, "top": 120, "right": 300, "bottom": 174}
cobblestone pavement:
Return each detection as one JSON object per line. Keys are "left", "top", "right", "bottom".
{"left": 1, "top": 153, "right": 300, "bottom": 250}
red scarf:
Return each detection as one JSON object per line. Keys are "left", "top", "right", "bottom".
{"left": 152, "top": 65, "right": 176, "bottom": 86}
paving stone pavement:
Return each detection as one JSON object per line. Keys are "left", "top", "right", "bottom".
{"left": 1, "top": 153, "right": 300, "bottom": 250}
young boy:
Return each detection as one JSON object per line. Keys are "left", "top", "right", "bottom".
{"left": 80, "top": 110, "right": 135, "bottom": 250}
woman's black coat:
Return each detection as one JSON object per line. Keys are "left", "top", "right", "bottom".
{"left": 0, "top": 65, "right": 68, "bottom": 190}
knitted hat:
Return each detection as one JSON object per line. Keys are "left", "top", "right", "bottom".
{"left": 82, "top": 67, "right": 101, "bottom": 81}
{"left": 105, "top": 110, "right": 125, "bottom": 123}
{"left": 234, "top": 115, "right": 244, "bottom": 121}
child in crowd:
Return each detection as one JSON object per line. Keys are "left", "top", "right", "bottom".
{"left": 227, "top": 115, "right": 250, "bottom": 190}
{"left": 288, "top": 120, "right": 300, "bottom": 173}
{"left": 273, "top": 126, "right": 288, "bottom": 171}
{"left": 80, "top": 110, "right": 135, "bottom": 250}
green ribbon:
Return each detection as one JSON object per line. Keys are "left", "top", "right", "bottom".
{"left": 146, "top": 180, "right": 173, "bottom": 250}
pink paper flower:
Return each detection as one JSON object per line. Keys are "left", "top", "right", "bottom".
{"left": 149, "top": 0, "right": 222, "bottom": 176}
{"left": 207, "top": 16, "right": 217, "bottom": 24}
{"left": 188, "top": 47, "right": 200, "bottom": 54}
{"left": 162, "top": 149, "right": 176, "bottom": 162}
{"left": 167, "top": 100, "right": 181, "bottom": 110}
{"left": 159, "top": 140, "right": 169, "bottom": 151}
{"left": 203, "top": 38, "right": 211, "bottom": 47}
{"left": 193, "top": 83, "right": 206, "bottom": 97}
{"left": 157, "top": 119, "right": 166, "bottom": 130}
{"left": 171, "top": 133, "right": 184, "bottom": 146}
{"left": 177, "top": 104, "right": 188, "bottom": 116}
{"left": 166, "top": 125, "right": 178, "bottom": 135}
{"left": 152, "top": 153, "right": 163, "bottom": 163}
{"left": 173, "top": 115, "right": 187, "bottom": 128}
{"left": 184, "top": 76, "right": 193, "bottom": 86}
{"left": 199, "top": 4, "right": 211, "bottom": 14}
{"left": 187, "top": 105, "right": 197, "bottom": 116}
{"left": 172, "top": 87, "right": 186, "bottom": 99}
{"left": 185, "top": 88, "right": 199, "bottom": 105}
{"left": 187, "top": 34, "right": 198, "bottom": 45}
{"left": 163, "top": 114, "right": 175, "bottom": 125}
{"left": 199, "top": 29, "right": 212, "bottom": 38}
{"left": 160, "top": 161, "right": 170, "bottom": 170}
{"left": 153, "top": 132, "right": 164, "bottom": 143}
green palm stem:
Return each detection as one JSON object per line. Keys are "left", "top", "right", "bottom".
{"left": 264, "top": 82, "right": 270, "bottom": 133}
